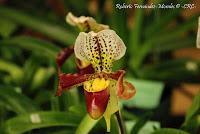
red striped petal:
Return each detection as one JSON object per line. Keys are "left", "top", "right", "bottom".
{"left": 56, "top": 69, "right": 136, "bottom": 99}
{"left": 56, "top": 73, "right": 93, "bottom": 96}
{"left": 84, "top": 89, "right": 109, "bottom": 119}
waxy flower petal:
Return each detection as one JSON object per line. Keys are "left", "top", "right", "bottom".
{"left": 116, "top": 70, "right": 136, "bottom": 99}
{"left": 84, "top": 89, "right": 109, "bottom": 119}
{"left": 57, "top": 73, "right": 92, "bottom": 96}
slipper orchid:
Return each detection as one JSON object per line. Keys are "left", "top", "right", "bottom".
{"left": 56, "top": 13, "right": 136, "bottom": 132}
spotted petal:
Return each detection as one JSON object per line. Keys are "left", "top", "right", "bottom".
{"left": 97, "top": 30, "right": 126, "bottom": 60}
{"left": 74, "top": 29, "right": 126, "bottom": 72}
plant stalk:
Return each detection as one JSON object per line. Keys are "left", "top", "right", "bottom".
{"left": 115, "top": 111, "right": 126, "bottom": 134}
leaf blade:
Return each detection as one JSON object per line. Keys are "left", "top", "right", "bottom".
{"left": 152, "top": 128, "right": 189, "bottom": 134}
{"left": 0, "top": 6, "right": 76, "bottom": 45}
{"left": 1, "top": 36, "right": 61, "bottom": 58}
{"left": 3, "top": 111, "right": 82, "bottom": 134}
{"left": 0, "top": 85, "right": 39, "bottom": 114}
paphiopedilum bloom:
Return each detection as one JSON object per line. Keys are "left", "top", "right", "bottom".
{"left": 56, "top": 13, "right": 136, "bottom": 132}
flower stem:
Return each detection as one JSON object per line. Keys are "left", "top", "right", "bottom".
{"left": 75, "top": 114, "right": 99, "bottom": 134}
{"left": 115, "top": 111, "right": 126, "bottom": 134}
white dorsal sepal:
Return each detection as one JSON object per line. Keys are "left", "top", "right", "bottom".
{"left": 74, "top": 29, "right": 126, "bottom": 62}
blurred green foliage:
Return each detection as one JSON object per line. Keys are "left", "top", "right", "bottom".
{"left": 0, "top": 0, "right": 199, "bottom": 134}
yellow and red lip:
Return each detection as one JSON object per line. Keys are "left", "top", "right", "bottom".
{"left": 84, "top": 89, "right": 109, "bottom": 119}
{"left": 56, "top": 70, "right": 136, "bottom": 118}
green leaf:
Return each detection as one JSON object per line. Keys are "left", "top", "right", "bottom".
{"left": 0, "top": 18, "right": 18, "bottom": 38}
{"left": 122, "top": 78, "right": 164, "bottom": 109}
{"left": 128, "top": 0, "right": 145, "bottom": 49}
{"left": 182, "top": 92, "right": 200, "bottom": 133}
{"left": 75, "top": 114, "right": 99, "bottom": 134}
{"left": 144, "top": 0, "right": 189, "bottom": 38}
{"left": 145, "top": 9, "right": 180, "bottom": 38}
{"left": 0, "top": 59, "right": 24, "bottom": 84}
{"left": 131, "top": 12, "right": 199, "bottom": 69}
{"left": 31, "top": 67, "right": 55, "bottom": 91}
{"left": 22, "top": 55, "right": 40, "bottom": 89}
{"left": 150, "top": 36, "right": 195, "bottom": 52}
{"left": 139, "top": 59, "right": 200, "bottom": 82}
{"left": 68, "top": 104, "right": 87, "bottom": 117}
{"left": 152, "top": 128, "right": 189, "bottom": 134}
{"left": 1, "top": 36, "right": 61, "bottom": 58}
{"left": 61, "top": 89, "right": 80, "bottom": 111}
{"left": 0, "top": 85, "right": 39, "bottom": 114}
{"left": 111, "top": 0, "right": 128, "bottom": 42}
{"left": 48, "top": 129, "right": 76, "bottom": 134}
{"left": 126, "top": 120, "right": 160, "bottom": 134}
{"left": 184, "top": 92, "right": 200, "bottom": 123}
{"left": 122, "top": 110, "right": 138, "bottom": 120}
{"left": 34, "top": 90, "right": 53, "bottom": 106}
{"left": 131, "top": 112, "right": 153, "bottom": 134}
{"left": 153, "top": 14, "right": 199, "bottom": 45}
{"left": 110, "top": 116, "right": 120, "bottom": 134}
{"left": 2, "top": 111, "right": 82, "bottom": 134}
{"left": 0, "top": 6, "right": 76, "bottom": 45}
{"left": 65, "top": 0, "right": 87, "bottom": 14}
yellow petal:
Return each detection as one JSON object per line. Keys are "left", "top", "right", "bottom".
{"left": 84, "top": 78, "right": 110, "bottom": 92}
{"left": 84, "top": 81, "right": 92, "bottom": 92}
{"left": 92, "top": 78, "right": 110, "bottom": 92}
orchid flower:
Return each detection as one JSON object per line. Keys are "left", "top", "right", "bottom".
{"left": 56, "top": 13, "right": 136, "bottom": 132}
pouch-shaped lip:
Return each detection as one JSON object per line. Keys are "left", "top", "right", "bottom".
{"left": 84, "top": 89, "right": 110, "bottom": 119}
{"left": 57, "top": 70, "right": 136, "bottom": 101}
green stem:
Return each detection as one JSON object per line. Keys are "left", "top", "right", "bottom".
{"left": 115, "top": 111, "right": 126, "bottom": 134}
{"left": 75, "top": 114, "right": 99, "bottom": 134}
